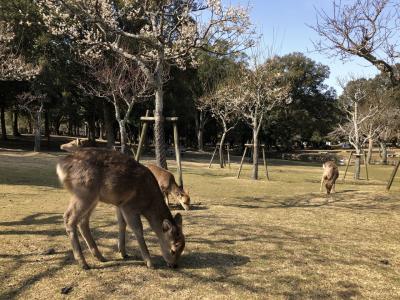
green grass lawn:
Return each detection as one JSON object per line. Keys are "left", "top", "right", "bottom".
{"left": 0, "top": 150, "right": 399, "bottom": 299}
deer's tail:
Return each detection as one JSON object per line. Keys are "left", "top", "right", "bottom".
{"left": 56, "top": 163, "right": 67, "bottom": 184}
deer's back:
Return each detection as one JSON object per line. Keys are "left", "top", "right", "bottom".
{"left": 57, "top": 148, "right": 162, "bottom": 208}
{"left": 146, "top": 164, "right": 176, "bottom": 193}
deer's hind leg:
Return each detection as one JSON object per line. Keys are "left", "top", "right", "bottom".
{"left": 78, "top": 202, "right": 107, "bottom": 262}
{"left": 64, "top": 195, "right": 96, "bottom": 269}
{"left": 116, "top": 207, "right": 128, "bottom": 259}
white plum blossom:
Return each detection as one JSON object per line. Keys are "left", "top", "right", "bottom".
{"left": 37, "top": 0, "right": 255, "bottom": 168}
{"left": 0, "top": 22, "right": 40, "bottom": 81}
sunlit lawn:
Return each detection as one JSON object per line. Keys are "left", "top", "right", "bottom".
{"left": 0, "top": 150, "right": 399, "bottom": 299}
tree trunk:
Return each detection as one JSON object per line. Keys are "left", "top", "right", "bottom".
{"left": 27, "top": 117, "right": 33, "bottom": 134}
{"left": 1, "top": 106, "right": 7, "bottom": 140}
{"left": 33, "top": 110, "right": 41, "bottom": 152}
{"left": 219, "top": 131, "right": 227, "bottom": 168}
{"left": 103, "top": 102, "right": 115, "bottom": 148}
{"left": 367, "top": 136, "right": 373, "bottom": 164}
{"left": 354, "top": 150, "right": 361, "bottom": 180}
{"left": 252, "top": 126, "right": 259, "bottom": 180}
{"left": 68, "top": 113, "right": 73, "bottom": 136}
{"left": 87, "top": 112, "right": 96, "bottom": 144}
{"left": 380, "top": 142, "right": 388, "bottom": 165}
{"left": 195, "top": 110, "right": 205, "bottom": 152}
{"left": 12, "top": 111, "right": 20, "bottom": 136}
{"left": 44, "top": 110, "right": 50, "bottom": 147}
{"left": 118, "top": 120, "right": 128, "bottom": 154}
{"left": 53, "top": 115, "right": 61, "bottom": 135}
{"left": 99, "top": 122, "right": 104, "bottom": 140}
{"left": 154, "top": 66, "right": 167, "bottom": 169}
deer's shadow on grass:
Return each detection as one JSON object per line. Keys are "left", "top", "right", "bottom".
{"left": 168, "top": 203, "right": 209, "bottom": 211}
{"left": 92, "top": 251, "right": 250, "bottom": 271}
{"left": 179, "top": 251, "right": 250, "bottom": 269}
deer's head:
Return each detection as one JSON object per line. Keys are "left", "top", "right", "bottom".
{"left": 60, "top": 138, "right": 81, "bottom": 152}
{"left": 325, "top": 182, "right": 333, "bottom": 194}
{"left": 178, "top": 188, "right": 190, "bottom": 211}
{"left": 160, "top": 213, "right": 185, "bottom": 268}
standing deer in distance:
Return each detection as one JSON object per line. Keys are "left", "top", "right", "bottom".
{"left": 320, "top": 161, "right": 339, "bottom": 194}
{"left": 56, "top": 148, "right": 185, "bottom": 269}
{"left": 146, "top": 164, "right": 190, "bottom": 211}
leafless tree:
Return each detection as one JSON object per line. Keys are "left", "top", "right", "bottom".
{"left": 193, "top": 101, "right": 209, "bottom": 152}
{"left": 198, "top": 78, "right": 240, "bottom": 167}
{"left": 312, "top": 0, "right": 400, "bottom": 86}
{"left": 332, "top": 78, "right": 381, "bottom": 179}
{"left": 81, "top": 56, "right": 152, "bottom": 154}
{"left": 233, "top": 52, "right": 292, "bottom": 180}
{"left": 17, "top": 92, "right": 47, "bottom": 152}
{"left": 375, "top": 106, "right": 400, "bottom": 164}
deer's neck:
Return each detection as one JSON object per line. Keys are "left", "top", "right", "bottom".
{"left": 143, "top": 199, "right": 173, "bottom": 237}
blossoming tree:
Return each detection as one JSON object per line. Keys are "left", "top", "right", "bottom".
{"left": 38, "top": 0, "right": 254, "bottom": 168}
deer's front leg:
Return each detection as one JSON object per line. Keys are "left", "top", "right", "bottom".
{"left": 116, "top": 207, "right": 128, "bottom": 259}
{"left": 121, "top": 208, "right": 153, "bottom": 268}
{"left": 164, "top": 192, "right": 170, "bottom": 207}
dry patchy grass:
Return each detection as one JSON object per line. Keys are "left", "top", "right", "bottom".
{"left": 0, "top": 150, "right": 400, "bottom": 299}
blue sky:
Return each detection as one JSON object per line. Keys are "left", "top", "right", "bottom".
{"left": 229, "top": 0, "right": 379, "bottom": 94}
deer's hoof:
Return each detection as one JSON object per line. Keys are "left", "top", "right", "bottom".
{"left": 167, "top": 263, "right": 178, "bottom": 269}
{"left": 146, "top": 261, "right": 154, "bottom": 269}
{"left": 98, "top": 256, "right": 107, "bottom": 263}
{"left": 81, "top": 263, "right": 90, "bottom": 270}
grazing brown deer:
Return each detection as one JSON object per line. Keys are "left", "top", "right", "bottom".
{"left": 320, "top": 161, "right": 339, "bottom": 194}
{"left": 146, "top": 164, "right": 190, "bottom": 211}
{"left": 60, "top": 138, "right": 93, "bottom": 152}
{"left": 56, "top": 148, "right": 185, "bottom": 269}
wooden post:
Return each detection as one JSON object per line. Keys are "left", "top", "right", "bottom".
{"left": 208, "top": 144, "right": 218, "bottom": 168}
{"left": 173, "top": 122, "right": 183, "bottom": 187}
{"left": 237, "top": 146, "right": 248, "bottom": 179}
{"left": 363, "top": 151, "right": 369, "bottom": 181}
{"left": 386, "top": 159, "right": 400, "bottom": 191}
{"left": 227, "top": 143, "right": 231, "bottom": 169}
{"left": 342, "top": 150, "right": 353, "bottom": 181}
{"left": 135, "top": 110, "right": 150, "bottom": 161}
{"left": 262, "top": 146, "right": 269, "bottom": 180}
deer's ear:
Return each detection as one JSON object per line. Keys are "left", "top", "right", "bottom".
{"left": 162, "top": 219, "right": 173, "bottom": 232}
{"left": 174, "top": 213, "right": 182, "bottom": 228}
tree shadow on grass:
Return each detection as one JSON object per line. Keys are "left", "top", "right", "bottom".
{"left": 0, "top": 251, "right": 72, "bottom": 299}
{"left": 227, "top": 190, "right": 400, "bottom": 211}
{"left": 0, "top": 213, "right": 62, "bottom": 226}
